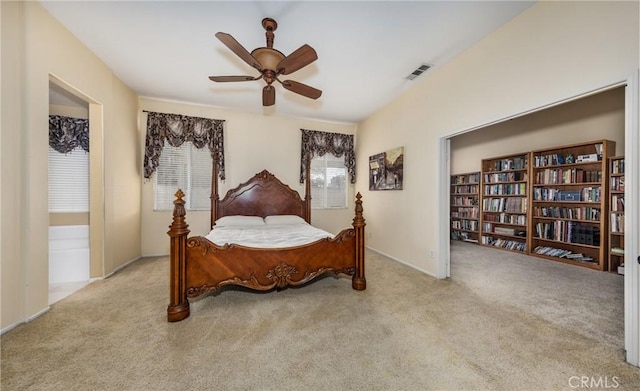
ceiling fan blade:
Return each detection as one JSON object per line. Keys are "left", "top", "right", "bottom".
{"left": 215, "top": 32, "right": 263, "bottom": 71}
{"left": 263, "top": 85, "right": 275, "bottom": 106}
{"left": 276, "top": 44, "right": 318, "bottom": 75}
{"left": 278, "top": 79, "right": 322, "bottom": 100}
{"left": 209, "top": 76, "right": 259, "bottom": 82}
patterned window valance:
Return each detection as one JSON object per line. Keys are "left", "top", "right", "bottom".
{"left": 143, "top": 111, "right": 225, "bottom": 179}
{"left": 300, "top": 129, "right": 356, "bottom": 184}
{"left": 49, "top": 115, "right": 89, "bottom": 153}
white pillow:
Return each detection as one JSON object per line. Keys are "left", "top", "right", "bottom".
{"left": 214, "top": 215, "right": 265, "bottom": 227}
{"left": 264, "top": 215, "right": 307, "bottom": 225}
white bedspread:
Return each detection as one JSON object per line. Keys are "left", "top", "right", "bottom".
{"left": 204, "top": 223, "right": 335, "bottom": 249}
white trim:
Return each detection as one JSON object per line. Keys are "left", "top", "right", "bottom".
{"left": 366, "top": 245, "right": 438, "bottom": 279}
{"left": 437, "top": 137, "right": 451, "bottom": 279}
{"left": 624, "top": 70, "right": 639, "bottom": 366}
{"left": 103, "top": 256, "right": 142, "bottom": 279}
{"left": 1, "top": 306, "right": 51, "bottom": 336}
{"left": 141, "top": 253, "right": 170, "bottom": 258}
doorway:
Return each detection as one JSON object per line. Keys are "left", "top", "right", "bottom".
{"left": 48, "top": 76, "right": 104, "bottom": 304}
{"left": 439, "top": 76, "right": 640, "bottom": 366}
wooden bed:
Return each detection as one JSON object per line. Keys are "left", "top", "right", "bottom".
{"left": 167, "top": 166, "right": 366, "bottom": 322}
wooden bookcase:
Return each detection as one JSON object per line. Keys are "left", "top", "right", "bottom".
{"left": 528, "top": 140, "right": 615, "bottom": 271}
{"left": 450, "top": 172, "right": 480, "bottom": 244}
{"left": 479, "top": 153, "right": 529, "bottom": 253}
{"left": 608, "top": 156, "right": 625, "bottom": 274}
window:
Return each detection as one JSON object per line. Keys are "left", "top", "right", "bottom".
{"left": 310, "top": 154, "right": 347, "bottom": 209}
{"left": 48, "top": 147, "right": 89, "bottom": 212}
{"left": 154, "top": 141, "right": 212, "bottom": 211}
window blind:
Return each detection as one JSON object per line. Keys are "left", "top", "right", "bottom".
{"left": 154, "top": 141, "right": 212, "bottom": 211}
{"left": 311, "top": 154, "right": 347, "bottom": 209}
{"left": 48, "top": 147, "right": 89, "bottom": 213}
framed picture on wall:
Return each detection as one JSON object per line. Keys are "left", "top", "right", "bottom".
{"left": 369, "top": 146, "right": 404, "bottom": 190}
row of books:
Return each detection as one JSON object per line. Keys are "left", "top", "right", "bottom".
{"left": 451, "top": 207, "right": 479, "bottom": 219}
{"left": 611, "top": 159, "right": 624, "bottom": 174}
{"left": 482, "top": 212, "right": 526, "bottom": 225}
{"left": 453, "top": 173, "right": 480, "bottom": 184}
{"left": 533, "top": 153, "right": 568, "bottom": 167}
{"left": 452, "top": 185, "right": 479, "bottom": 194}
{"left": 610, "top": 213, "right": 625, "bottom": 233}
{"left": 451, "top": 197, "right": 478, "bottom": 206}
{"left": 533, "top": 144, "right": 602, "bottom": 168}
{"left": 611, "top": 195, "right": 625, "bottom": 211}
{"left": 452, "top": 220, "right": 478, "bottom": 231}
{"left": 610, "top": 176, "right": 625, "bottom": 191}
{"left": 452, "top": 196, "right": 478, "bottom": 206}
{"left": 534, "top": 168, "right": 601, "bottom": 185}
{"left": 532, "top": 187, "right": 601, "bottom": 202}
{"left": 532, "top": 246, "right": 596, "bottom": 264}
{"left": 534, "top": 221, "right": 600, "bottom": 246}
{"left": 483, "top": 183, "right": 526, "bottom": 195}
{"left": 532, "top": 206, "right": 601, "bottom": 221}
{"left": 451, "top": 231, "right": 479, "bottom": 243}
{"left": 483, "top": 172, "right": 527, "bottom": 183}
{"left": 481, "top": 236, "right": 526, "bottom": 252}
{"left": 483, "top": 197, "right": 527, "bottom": 213}
{"left": 491, "top": 157, "right": 527, "bottom": 172}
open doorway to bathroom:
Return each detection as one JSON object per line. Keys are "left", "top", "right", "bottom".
{"left": 48, "top": 81, "right": 91, "bottom": 304}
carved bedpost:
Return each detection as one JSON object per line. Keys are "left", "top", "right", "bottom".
{"left": 352, "top": 192, "right": 366, "bottom": 290}
{"left": 210, "top": 154, "right": 220, "bottom": 229}
{"left": 304, "top": 156, "right": 311, "bottom": 223}
{"left": 167, "top": 190, "right": 191, "bottom": 322}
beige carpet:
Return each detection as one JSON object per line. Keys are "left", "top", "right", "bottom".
{"left": 2, "top": 243, "right": 639, "bottom": 390}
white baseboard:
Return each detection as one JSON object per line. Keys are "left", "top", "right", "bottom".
{"left": 104, "top": 255, "right": 142, "bottom": 279}
{"left": 141, "top": 253, "right": 169, "bottom": 258}
{"left": 366, "top": 246, "right": 438, "bottom": 279}
{"left": 1, "top": 306, "right": 51, "bottom": 336}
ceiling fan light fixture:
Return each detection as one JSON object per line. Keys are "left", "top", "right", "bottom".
{"left": 251, "top": 47, "right": 285, "bottom": 71}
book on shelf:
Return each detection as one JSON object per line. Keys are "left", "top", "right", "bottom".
{"left": 611, "top": 247, "right": 625, "bottom": 255}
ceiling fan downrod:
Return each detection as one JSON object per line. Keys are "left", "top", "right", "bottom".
{"left": 262, "top": 18, "right": 277, "bottom": 49}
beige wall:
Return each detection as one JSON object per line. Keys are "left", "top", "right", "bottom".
{"left": 356, "top": 1, "right": 639, "bottom": 276}
{"left": 1, "top": 0, "right": 27, "bottom": 331}
{"left": 1, "top": 1, "right": 141, "bottom": 330}
{"left": 139, "top": 98, "right": 357, "bottom": 256}
{"left": 451, "top": 87, "right": 626, "bottom": 175}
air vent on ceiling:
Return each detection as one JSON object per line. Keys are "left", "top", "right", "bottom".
{"left": 405, "top": 64, "right": 431, "bottom": 80}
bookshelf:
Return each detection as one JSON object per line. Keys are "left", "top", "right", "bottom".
{"left": 608, "top": 156, "right": 625, "bottom": 274}
{"left": 479, "top": 153, "right": 529, "bottom": 253}
{"left": 450, "top": 172, "right": 480, "bottom": 244}
{"left": 529, "top": 140, "right": 615, "bottom": 271}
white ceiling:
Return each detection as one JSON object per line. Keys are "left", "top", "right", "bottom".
{"left": 41, "top": 1, "right": 535, "bottom": 124}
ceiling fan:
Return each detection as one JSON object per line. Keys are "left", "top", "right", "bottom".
{"left": 209, "top": 18, "right": 322, "bottom": 106}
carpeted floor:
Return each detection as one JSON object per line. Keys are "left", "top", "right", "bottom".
{"left": 2, "top": 242, "right": 639, "bottom": 390}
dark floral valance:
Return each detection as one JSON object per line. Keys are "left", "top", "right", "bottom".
{"left": 143, "top": 111, "right": 225, "bottom": 179}
{"left": 300, "top": 129, "right": 356, "bottom": 184}
{"left": 49, "top": 115, "right": 89, "bottom": 153}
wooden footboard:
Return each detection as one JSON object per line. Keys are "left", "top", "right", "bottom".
{"left": 167, "top": 192, "right": 366, "bottom": 322}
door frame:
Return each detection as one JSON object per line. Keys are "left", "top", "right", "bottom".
{"left": 48, "top": 75, "right": 105, "bottom": 281}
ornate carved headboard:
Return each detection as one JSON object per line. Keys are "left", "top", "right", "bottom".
{"left": 211, "top": 170, "right": 311, "bottom": 228}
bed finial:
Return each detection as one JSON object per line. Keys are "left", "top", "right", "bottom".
{"left": 173, "top": 189, "right": 186, "bottom": 217}
{"left": 352, "top": 192, "right": 366, "bottom": 290}
{"left": 168, "top": 189, "right": 191, "bottom": 322}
